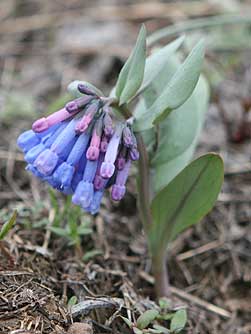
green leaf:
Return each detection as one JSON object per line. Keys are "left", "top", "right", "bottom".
{"left": 134, "top": 39, "right": 205, "bottom": 131}
{"left": 144, "top": 73, "right": 209, "bottom": 193}
{"left": 154, "top": 146, "right": 195, "bottom": 194}
{"left": 159, "top": 313, "right": 173, "bottom": 321}
{"left": 50, "top": 226, "right": 69, "bottom": 238}
{"left": 136, "top": 309, "right": 159, "bottom": 330}
{"left": 153, "top": 324, "right": 170, "bottom": 334}
{"left": 77, "top": 227, "right": 93, "bottom": 236}
{"left": 0, "top": 211, "right": 17, "bottom": 240}
{"left": 134, "top": 55, "right": 178, "bottom": 122}
{"left": 159, "top": 298, "right": 171, "bottom": 310}
{"left": 152, "top": 75, "right": 209, "bottom": 167}
{"left": 147, "top": 329, "right": 164, "bottom": 334}
{"left": 150, "top": 154, "right": 224, "bottom": 253}
{"left": 67, "top": 80, "right": 104, "bottom": 98}
{"left": 82, "top": 249, "right": 103, "bottom": 262}
{"left": 121, "top": 316, "right": 133, "bottom": 328}
{"left": 116, "top": 25, "right": 146, "bottom": 105}
{"left": 136, "top": 74, "right": 209, "bottom": 193}
{"left": 170, "top": 309, "right": 187, "bottom": 333}
{"left": 140, "top": 35, "right": 185, "bottom": 93}
{"left": 133, "top": 328, "right": 143, "bottom": 334}
{"left": 67, "top": 296, "right": 78, "bottom": 307}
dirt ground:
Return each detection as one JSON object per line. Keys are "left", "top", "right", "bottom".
{"left": 1, "top": 1, "right": 251, "bottom": 333}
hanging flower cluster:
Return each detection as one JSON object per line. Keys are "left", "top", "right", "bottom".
{"left": 17, "top": 84, "right": 139, "bottom": 214}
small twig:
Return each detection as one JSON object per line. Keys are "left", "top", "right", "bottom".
{"left": 224, "top": 168, "right": 251, "bottom": 177}
{"left": 0, "top": 242, "right": 14, "bottom": 265}
{"left": 218, "top": 193, "right": 251, "bottom": 204}
{"left": 0, "top": 270, "right": 34, "bottom": 276}
{"left": 0, "top": 150, "right": 24, "bottom": 162}
{"left": 42, "top": 208, "right": 55, "bottom": 250}
{"left": 176, "top": 240, "right": 223, "bottom": 261}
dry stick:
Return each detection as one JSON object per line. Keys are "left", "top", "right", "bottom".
{"left": 170, "top": 286, "right": 232, "bottom": 319}
{"left": 218, "top": 193, "right": 251, "bottom": 204}
{"left": 139, "top": 271, "right": 232, "bottom": 319}
{"left": 0, "top": 242, "right": 14, "bottom": 264}
{"left": 176, "top": 240, "right": 223, "bottom": 261}
{"left": 42, "top": 208, "right": 55, "bottom": 251}
{"left": 0, "top": 150, "right": 24, "bottom": 162}
{"left": 0, "top": 270, "right": 33, "bottom": 276}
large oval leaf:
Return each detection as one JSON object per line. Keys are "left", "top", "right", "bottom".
{"left": 150, "top": 154, "right": 224, "bottom": 253}
{"left": 152, "top": 75, "right": 209, "bottom": 192}
{"left": 151, "top": 95, "right": 199, "bottom": 167}
{"left": 135, "top": 63, "right": 209, "bottom": 193}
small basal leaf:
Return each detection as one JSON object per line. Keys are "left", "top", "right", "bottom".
{"left": 0, "top": 211, "right": 17, "bottom": 240}
{"left": 133, "top": 328, "right": 143, "bottom": 334}
{"left": 67, "top": 296, "right": 78, "bottom": 307}
{"left": 134, "top": 39, "right": 205, "bottom": 131}
{"left": 116, "top": 25, "right": 146, "bottom": 105}
{"left": 82, "top": 249, "right": 103, "bottom": 262}
{"left": 136, "top": 309, "right": 159, "bottom": 330}
{"left": 77, "top": 226, "right": 93, "bottom": 235}
{"left": 153, "top": 324, "right": 170, "bottom": 334}
{"left": 50, "top": 226, "right": 69, "bottom": 238}
{"left": 170, "top": 309, "right": 187, "bottom": 333}
{"left": 121, "top": 316, "right": 133, "bottom": 328}
{"left": 159, "top": 298, "right": 172, "bottom": 310}
{"left": 159, "top": 313, "right": 174, "bottom": 321}
{"left": 150, "top": 154, "right": 224, "bottom": 254}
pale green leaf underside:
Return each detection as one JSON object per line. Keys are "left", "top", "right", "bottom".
{"left": 150, "top": 154, "right": 224, "bottom": 253}
{"left": 134, "top": 39, "right": 205, "bottom": 131}
{"left": 136, "top": 59, "right": 209, "bottom": 193}
{"left": 151, "top": 95, "right": 199, "bottom": 166}
{"left": 136, "top": 309, "right": 159, "bottom": 330}
{"left": 153, "top": 75, "right": 209, "bottom": 192}
{"left": 140, "top": 35, "right": 185, "bottom": 92}
{"left": 115, "top": 25, "right": 146, "bottom": 105}
{"left": 170, "top": 309, "right": 187, "bottom": 333}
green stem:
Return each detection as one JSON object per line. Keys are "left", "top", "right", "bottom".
{"left": 148, "top": 14, "right": 251, "bottom": 46}
{"left": 152, "top": 253, "right": 170, "bottom": 298}
{"left": 136, "top": 133, "right": 170, "bottom": 297}
{"left": 136, "top": 133, "right": 152, "bottom": 233}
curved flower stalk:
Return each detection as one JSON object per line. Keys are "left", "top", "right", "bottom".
{"left": 17, "top": 84, "right": 139, "bottom": 214}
